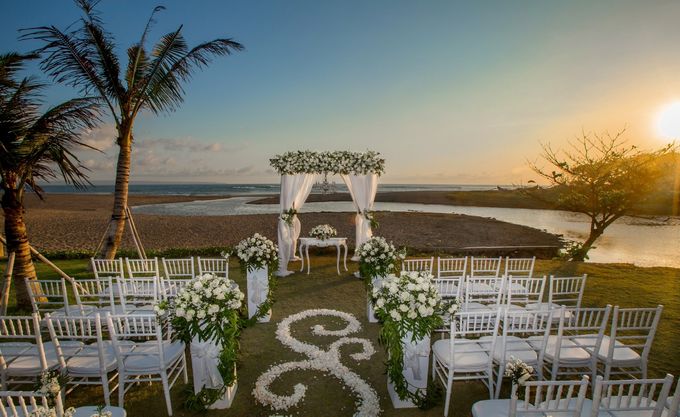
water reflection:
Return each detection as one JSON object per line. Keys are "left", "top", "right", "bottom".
{"left": 133, "top": 197, "right": 680, "bottom": 268}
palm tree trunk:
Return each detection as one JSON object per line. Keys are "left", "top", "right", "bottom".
{"left": 99, "top": 126, "right": 132, "bottom": 259}
{"left": 1, "top": 189, "right": 37, "bottom": 311}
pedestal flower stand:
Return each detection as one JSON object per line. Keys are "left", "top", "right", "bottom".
{"left": 190, "top": 337, "right": 237, "bottom": 409}
{"left": 247, "top": 266, "right": 271, "bottom": 322}
{"left": 387, "top": 331, "right": 431, "bottom": 408}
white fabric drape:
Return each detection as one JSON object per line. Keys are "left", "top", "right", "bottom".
{"left": 341, "top": 173, "right": 379, "bottom": 260}
{"left": 277, "top": 173, "right": 317, "bottom": 276}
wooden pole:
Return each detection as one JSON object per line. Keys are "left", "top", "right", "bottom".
{"left": 0, "top": 236, "right": 84, "bottom": 293}
{"left": 125, "top": 206, "right": 147, "bottom": 259}
{"left": 0, "top": 252, "right": 16, "bottom": 315}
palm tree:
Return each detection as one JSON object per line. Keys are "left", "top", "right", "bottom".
{"left": 0, "top": 52, "right": 100, "bottom": 310}
{"left": 22, "top": 0, "right": 244, "bottom": 258}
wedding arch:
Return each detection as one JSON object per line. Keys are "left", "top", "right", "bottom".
{"left": 270, "top": 150, "right": 385, "bottom": 276}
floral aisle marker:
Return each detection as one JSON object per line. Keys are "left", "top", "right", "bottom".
{"left": 253, "top": 309, "right": 381, "bottom": 417}
{"left": 309, "top": 224, "right": 337, "bottom": 240}
{"left": 357, "top": 237, "right": 405, "bottom": 323}
{"left": 372, "top": 271, "right": 460, "bottom": 408}
{"left": 155, "top": 273, "right": 245, "bottom": 409}
{"left": 234, "top": 233, "right": 279, "bottom": 323}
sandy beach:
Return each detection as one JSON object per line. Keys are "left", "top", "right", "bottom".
{"left": 17, "top": 193, "right": 562, "bottom": 256}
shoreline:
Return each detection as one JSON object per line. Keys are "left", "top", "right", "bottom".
{"left": 17, "top": 193, "right": 563, "bottom": 258}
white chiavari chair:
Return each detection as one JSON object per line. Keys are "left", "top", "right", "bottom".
{"left": 470, "top": 256, "right": 502, "bottom": 277}
{"left": 471, "top": 375, "right": 589, "bottom": 417}
{"left": 589, "top": 374, "right": 674, "bottom": 417}
{"left": 437, "top": 257, "right": 468, "bottom": 278}
{"left": 161, "top": 258, "right": 195, "bottom": 299}
{"left": 25, "top": 279, "right": 94, "bottom": 318}
{"left": 0, "top": 314, "right": 83, "bottom": 389}
{"left": 503, "top": 256, "right": 536, "bottom": 278}
{"left": 124, "top": 258, "right": 160, "bottom": 279}
{"left": 533, "top": 305, "right": 611, "bottom": 384}
{"left": 488, "top": 308, "right": 553, "bottom": 398}
{"left": 115, "top": 277, "right": 159, "bottom": 315}
{"left": 463, "top": 276, "right": 506, "bottom": 312}
{"left": 505, "top": 276, "right": 546, "bottom": 309}
{"left": 574, "top": 305, "right": 663, "bottom": 380}
{"left": 45, "top": 313, "right": 132, "bottom": 406}
{"left": 401, "top": 257, "right": 434, "bottom": 274}
{"left": 0, "top": 390, "right": 64, "bottom": 417}
{"left": 73, "top": 277, "right": 125, "bottom": 315}
{"left": 432, "top": 310, "right": 501, "bottom": 417}
{"left": 196, "top": 257, "right": 229, "bottom": 278}
{"left": 106, "top": 314, "right": 187, "bottom": 416}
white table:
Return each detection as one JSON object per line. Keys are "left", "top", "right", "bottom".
{"left": 299, "top": 237, "right": 348, "bottom": 275}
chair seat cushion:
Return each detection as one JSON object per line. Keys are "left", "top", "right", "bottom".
{"left": 66, "top": 341, "right": 134, "bottom": 375}
{"left": 525, "top": 303, "right": 574, "bottom": 320}
{"left": 471, "top": 399, "right": 532, "bottom": 417}
{"left": 432, "top": 339, "right": 490, "bottom": 371}
{"left": 49, "top": 305, "right": 98, "bottom": 317}
{"left": 123, "top": 340, "right": 185, "bottom": 372}
{"left": 72, "top": 406, "right": 127, "bottom": 417}
{"left": 537, "top": 398, "right": 595, "bottom": 417}
{"left": 480, "top": 335, "right": 537, "bottom": 364}
{"left": 572, "top": 335, "right": 641, "bottom": 364}
{"left": 528, "top": 335, "right": 592, "bottom": 363}
{"left": 5, "top": 341, "right": 83, "bottom": 376}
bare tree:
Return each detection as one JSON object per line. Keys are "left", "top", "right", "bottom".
{"left": 530, "top": 130, "right": 674, "bottom": 261}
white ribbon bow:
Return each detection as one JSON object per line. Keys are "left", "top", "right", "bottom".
{"left": 403, "top": 340, "right": 430, "bottom": 381}
{"left": 192, "top": 342, "right": 224, "bottom": 389}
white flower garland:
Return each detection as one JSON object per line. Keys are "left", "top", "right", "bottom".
{"left": 253, "top": 309, "right": 380, "bottom": 416}
{"left": 270, "top": 150, "right": 385, "bottom": 175}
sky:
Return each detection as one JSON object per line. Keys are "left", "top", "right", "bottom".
{"left": 2, "top": 0, "right": 680, "bottom": 185}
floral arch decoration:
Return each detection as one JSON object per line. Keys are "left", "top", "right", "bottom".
{"left": 270, "top": 150, "right": 385, "bottom": 276}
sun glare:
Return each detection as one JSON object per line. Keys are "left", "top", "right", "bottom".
{"left": 656, "top": 101, "right": 680, "bottom": 139}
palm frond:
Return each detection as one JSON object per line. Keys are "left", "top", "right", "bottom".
{"left": 136, "top": 35, "right": 243, "bottom": 114}
{"left": 127, "top": 5, "right": 165, "bottom": 91}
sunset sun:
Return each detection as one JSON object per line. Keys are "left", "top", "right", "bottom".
{"left": 656, "top": 101, "right": 680, "bottom": 139}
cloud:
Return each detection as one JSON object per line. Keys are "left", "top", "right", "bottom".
{"left": 80, "top": 124, "right": 117, "bottom": 152}
{"left": 136, "top": 137, "right": 243, "bottom": 153}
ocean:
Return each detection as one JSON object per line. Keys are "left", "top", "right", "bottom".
{"left": 40, "top": 183, "right": 509, "bottom": 196}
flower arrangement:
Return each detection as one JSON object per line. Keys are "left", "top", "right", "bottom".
{"left": 362, "top": 209, "right": 379, "bottom": 230}
{"left": 28, "top": 407, "right": 75, "bottom": 417}
{"left": 372, "top": 271, "right": 459, "bottom": 407}
{"left": 31, "top": 371, "right": 74, "bottom": 417}
{"left": 309, "top": 224, "right": 337, "bottom": 240}
{"left": 279, "top": 208, "right": 297, "bottom": 226}
{"left": 357, "top": 236, "right": 405, "bottom": 279}
{"left": 155, "top": 273, "right": 244, "bottom": 408}
{"left": 270, "top": 150, "right": 385, "bottom": 176}
{"left": 234, "top": 233, "right": 279, "bottom": 272}
{"left": 505, "top": 356, "right": 534, "bottom": 386}
{"left": 234, "top": 233, "right": 279, "bottom": 326}
{"left": 90, "top": 405, "right": 112, "bottom": 417}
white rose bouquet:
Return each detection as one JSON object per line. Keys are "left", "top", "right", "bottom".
{"left": 309, "top": 224, "right": 337, "bottom": 240}
{"left": 504, "top": 356, "right": 534, "bottom": 386}
{"left": 372, "top": 270, "right": 458, "bottom": 406}
{"left": 156, "top": 273, "right": 245, "bottom": 402}
{"left": 357, "top": 236, "right": 405, "bottom": 279}
{"left": 234, "top": 233, "right": 279, "bottom": 272}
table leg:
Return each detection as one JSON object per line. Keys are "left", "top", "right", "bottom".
{"left": 306, "top": 245, "right": 311, "bottom": 275}
{"left": 336, "top": 244, "right": 340, "bottom": 275}
{"left": 299, "top": 243, "right": 304, "bottom": 272}
{"left": 343, "top": 243, "right": 348, "bottom": 271}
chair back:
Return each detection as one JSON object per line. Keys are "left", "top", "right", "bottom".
{"left": 450, "top": 310, "right": 500, "bottom": 368}
{"left": 504, "top": 256, "right": 535, "bottom": 278}
{"left": 0, "top": 314, "right": 49, "bottom": 375}
{"left": 401, "top": 257, "right": 434, "bottom": 274}
{"left": 125, "top": 258, "right": 160, "bottom": 279}
{"left": 666, "top": 379, "right": 680, "bottom": 417}
{"left": 437, "top": 257, "right": 467, "bottom": 278}
{"left": 608, "top": 305, "right": 663, "bottom": 364}
{"left": 434, "top": 277, "right": 463, "bottom": 299}
{"left": 73, "top": 277, "right": 116, "bottom": 310}
{"left": 548, "top": 275, "right": 586, "bottom": 309}
{"left": 464, "top": 276, "right": 505, "bottom": 308}
{"left": 470, "top": 256, "right": 502, "bottom": 277}
{"left": 506, "top": 276, "right": 546, "bottom": 306}
{"left": 106, "top": 314, "right": 166, "bottom": 372}
{"left": 91, "top": 258, "right": 125, "bottom": 280}
{"left": 116, "top": 277, "right": 159, "bottom": 311}
{"left": 590, "top": 374, "right": 674, "bottom": 417}
{"left": 499, "top": 308, "right": 552, "bottom": 367}
{"left": 197, "top": 257, "right": 229, "bottom": 278}
{"left": 0, "top": 391, "right": 63, "bottom": 417}
{"left": 161, "top": 258, "right": 195, "bottom": 280}
{"left": 24, "top": 279, "right": 69, "bottom": 315}
{"left": 45, "top": 313, "right": 104, "bottom": 370}
{"left": 510, "top": 375, "right": 589, "bottom": 417}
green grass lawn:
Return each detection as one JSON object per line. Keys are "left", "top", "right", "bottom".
{"left": 10, "top": 256, "right": 680, "bottom": 417}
